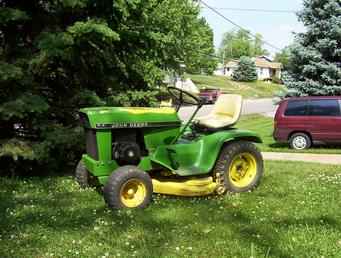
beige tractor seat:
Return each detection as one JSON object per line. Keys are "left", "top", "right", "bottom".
{"left": 195, "top": 94, "right": 243, "bottom": 130}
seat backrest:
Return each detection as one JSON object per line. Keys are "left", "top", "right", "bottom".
{"left": 212, "top": 94, "right": 243, "bottom": 120}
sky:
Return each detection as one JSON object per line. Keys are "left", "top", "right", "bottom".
{"left": 200, "top": 0, "right": 306, "bottom": 56}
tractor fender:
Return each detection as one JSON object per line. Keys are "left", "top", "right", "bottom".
{"left": 198, "top": 129, "right": 262, "bottom": 174}
{"left": 150, "top": 129, "right": 262, "bottom": 176}
{"left": 221, "top": 130, "right": 262, "bottom": 144}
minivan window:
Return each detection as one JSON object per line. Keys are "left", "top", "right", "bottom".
{"left": 284, "top": 100, "right": 307, "bottom": 116}
{"left": 309, "top": 99, "right": 340, "bottom": 116}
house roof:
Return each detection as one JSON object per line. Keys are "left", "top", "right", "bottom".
{"left": 258, "top": 55, "right": 273, "bottom": 62}
{"left": 225, "top": 56, "right": 282, "bottom": 69}
{"left": 225, "top": 60, "right": 239, "bottom": 68}
{"left": 255, "top": 57, "right": 282, "bottom": 69}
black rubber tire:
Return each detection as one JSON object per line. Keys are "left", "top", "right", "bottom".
{"left": 213, "top": 141, "right": 264, "bottom": 193}
{"left": 75, "top": 160, "right": 89, "bottom": 188}
{"left": 289, "top": 133, "right": 311, "bottom": 150}
{"left": 103, "top": 166, "right": 153, "bottom": 209}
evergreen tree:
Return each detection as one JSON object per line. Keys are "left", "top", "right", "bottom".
{"left": 0, "top": 0, "right": 216, "bottom": 174}
{"left": 284, "top": 0, "right": 341, "bottom": 96}
{"left": 232, "top": 56, "right": 258, "bottom": 82}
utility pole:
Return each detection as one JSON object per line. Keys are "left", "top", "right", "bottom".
{"left": 222, "top": 50, "right": 225, "bottom": 75}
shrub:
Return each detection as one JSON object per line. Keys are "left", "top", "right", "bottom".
{"left": 232, "top": 56, "right": 258, "bottom": 82}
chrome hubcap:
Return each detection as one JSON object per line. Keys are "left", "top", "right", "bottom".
{"left": 293, "top": 136, "right": 307, "bottom": 149}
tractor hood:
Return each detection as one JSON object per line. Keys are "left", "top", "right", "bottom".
{"left": 79, "top": 107, "right": 181, "bottom": 129}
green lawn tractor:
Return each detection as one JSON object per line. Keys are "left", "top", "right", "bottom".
{"left": 76, "top": 87, "right": 264, "bottom": 209}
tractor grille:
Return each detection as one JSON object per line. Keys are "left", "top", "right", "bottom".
{"left": 79, "top": 112, "right": 98, "bottom": 160}
{"left": 85, "top": 129, "right": 98, "bottom": 160}
{"left": 79, "top": 112, "right": 90, "bottom": 128}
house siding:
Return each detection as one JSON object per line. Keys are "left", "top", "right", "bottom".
{"left": 257, "top": 67, "right": 270, "bottom": 80}
{"left": 222, "top": 57, "right": 282, "bottom": 80}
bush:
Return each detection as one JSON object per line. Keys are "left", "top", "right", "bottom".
{"left": 232, "top": 56, "right": 257, "bottom": 82}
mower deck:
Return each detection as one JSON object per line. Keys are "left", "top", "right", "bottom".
{"left": 152, "top": 177, "right": 217, "bottom": 196}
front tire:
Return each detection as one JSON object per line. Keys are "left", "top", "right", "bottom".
{"left": 103, "top": 166, "right": 153, "bottom": 209}
{"left": 214, "top": 141, "right": 263, "bottom": 193}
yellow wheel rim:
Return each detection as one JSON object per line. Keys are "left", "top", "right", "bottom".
{"left": 120, "top": 179, "right": 147, "bottom": 208}
{"left": 228, "top": 153, "right": 257, "bottom": 188}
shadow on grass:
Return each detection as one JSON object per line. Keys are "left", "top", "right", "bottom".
{"left": 191, "top": 201, "right": 291, "bottom": 258}
{"left": 268, "top": 143, "right": 288, "bottom": 149}
{"left": 2, "top": 175, "right": 341, "bottom": 257}
{"left": 0, "top": 178, "right": 178, "bottom": 257}
{"left": 268, "top": 142, "right": 341, "bottom": 151}
{"left": 278, "top": 216, "right": 341, "bottom": 231}
{"left": 0, "top": 179, "right": 51, "bottom": 257}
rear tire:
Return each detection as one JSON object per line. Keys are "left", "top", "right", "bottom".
{"left": 213, "top": 141, "right": 263, "bottom": 193}
{"left": 75, "top": 160, "right": 89, "bottom": 188}
{"left": 289, "top": 133, "right": 311, "bottom": 150}
{"left": 103, "top": 166, "right": 153, "bottom": 209}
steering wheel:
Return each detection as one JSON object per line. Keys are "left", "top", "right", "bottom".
{"left": 167, "top": 87, "right": 202, "bottom": 111}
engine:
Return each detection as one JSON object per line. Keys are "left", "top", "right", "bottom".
{"left": 112, "top": 129, "right": 144, "bottom": 166}
{"left": 113, "top": 142, "right": 141, "bottom": 165}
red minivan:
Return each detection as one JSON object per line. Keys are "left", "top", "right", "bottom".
{"left": 274, "top": 96, "right": 341, "bottom": 149}
{"left": 199, "top": 88, "right": 221, "bottom": 104}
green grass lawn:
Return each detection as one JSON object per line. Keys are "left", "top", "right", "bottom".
{"left": 1, "top": 161, "right": 341, "bottom": 258}
{"left": 187, "top": 74, "right": 285, "bottom": 99}
{"left": 237, "top": 114, "right": 341, "bottom": 154}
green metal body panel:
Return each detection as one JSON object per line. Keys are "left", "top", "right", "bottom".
{"left": 96, "top": 131, "right": 112, "bottom": 161}
{"left": 79, "top": 106, "right": 262, "bottom": 185}
{"left": 83, "top": 155, "right": 153, "bottom": 185}
{"left": 151, "top": 129, "right": 261, "bottom": 176}
{"left": 80, "top": 107, "right": 180, "bottom": 129}
{"left": 143, "top": 127, "right": 180, "bottom": 151}
{"left": 82, "top": 154, "right": 118, "bottom": 176}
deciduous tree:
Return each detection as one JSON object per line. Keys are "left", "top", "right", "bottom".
{"left": 218, "top": 29, "right": 269, "bottom": 60}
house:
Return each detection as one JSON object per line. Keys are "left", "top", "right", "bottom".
{"left": 175, "top": 78, "right": 199, "bottom": 94}
{"left": 213, "top": 63, "right": 225, "bottom": 76}
{"left": 225, "top": 56, "right": 282, "bottom": 80}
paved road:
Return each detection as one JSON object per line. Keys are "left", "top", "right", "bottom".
{"left": 262, "top": 152, "right": 341, "bottom": 165}
{"left": 179, "top": 98, "right": 276, "bottom": 121}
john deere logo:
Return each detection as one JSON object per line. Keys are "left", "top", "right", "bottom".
{"left": 96, "top": 122, "right": 148, "bottom": 128}
{"left": 95, "top": 121, "right": 181, "bottom": 129}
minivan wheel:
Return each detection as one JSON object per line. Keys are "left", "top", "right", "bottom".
{"left": 289, "top": 133, "right": 311, "bottom": 150}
